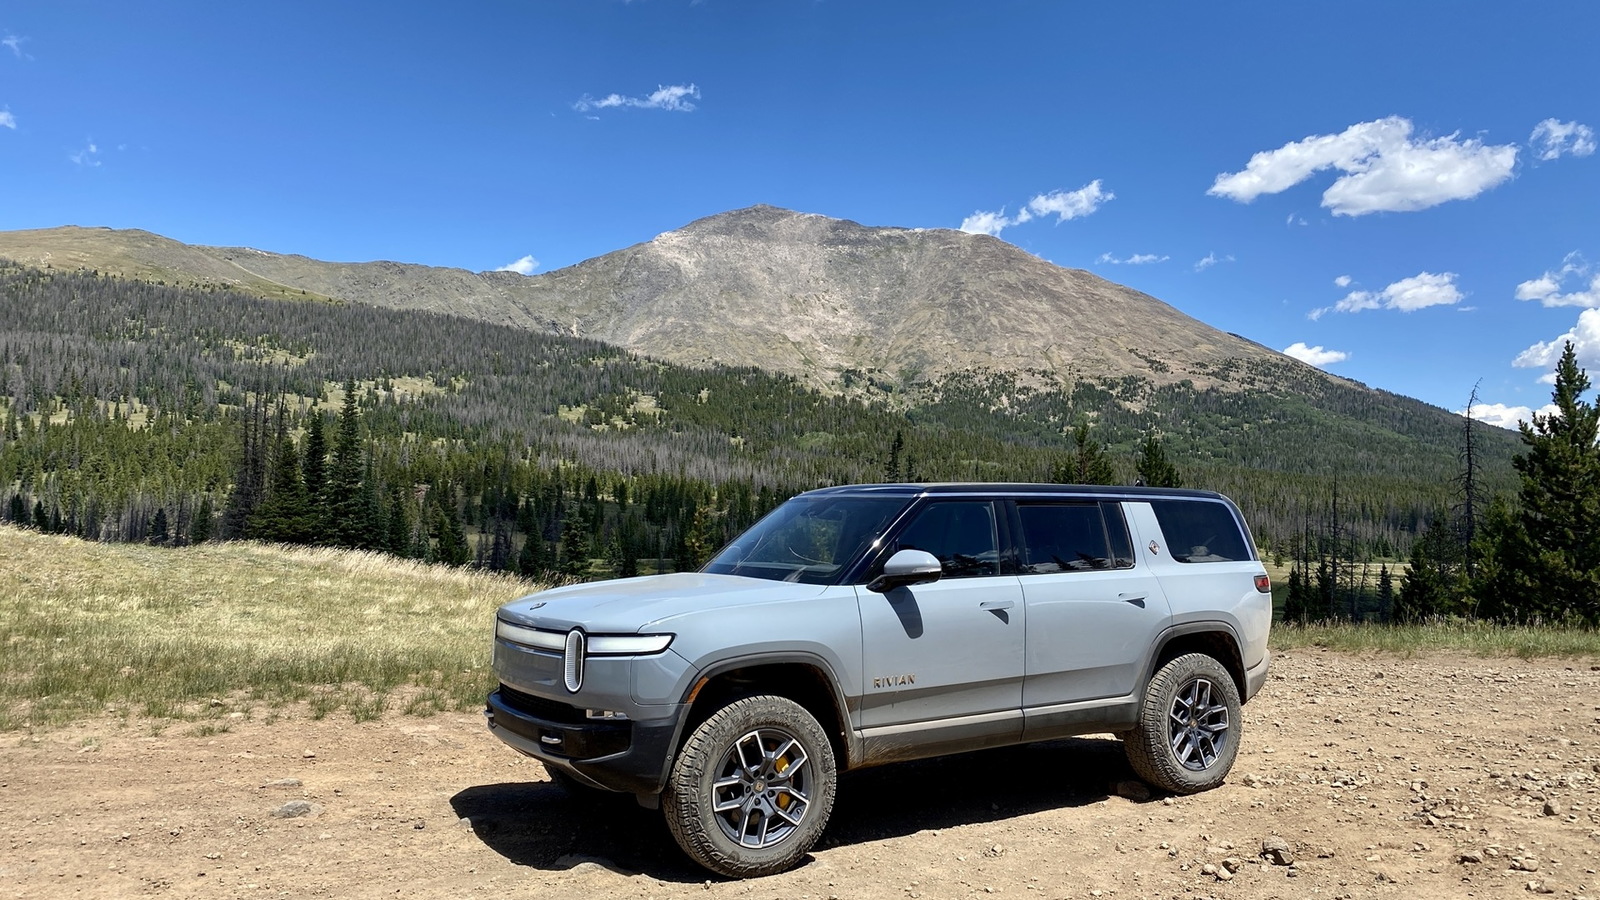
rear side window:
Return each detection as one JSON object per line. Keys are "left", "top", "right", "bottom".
{"left": 1149, "top": 499, "right": 1251, "bottom": 563}
{"left": 1015, "top": 502, "right": 1131, "bottom": 573}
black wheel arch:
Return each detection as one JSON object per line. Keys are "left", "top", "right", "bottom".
{"left": 1142, "top": 623, "right": 1247, "bottom": 702}
{"left": 673, "top": 652, "right": 859, "bottom": 775}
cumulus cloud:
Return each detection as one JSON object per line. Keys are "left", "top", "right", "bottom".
{"left": 0, "top": 109, "right": 14, "bottom": 130}
{"left": 1514, "top": 308, "right": 1600, "bottom": 375}
{"left": 959, "top": 181, "right": 1112, "bottom": 236}
{"left": 1309, "top": 271, "right": 1463, "bottom": 319}
{"left": 1282, "top": 342, "right": 1348, "bottom": 367}
{"left": 1097, "top": 252, "right": 1168, "bottom": 265}
{"left": 1462, "top": 401, "right": 1558, "bottom": 431}
{"left": 1194, "top": 252, "right": 1234, "bottom": 271}
{"left": 1529, "top": 119, "right": 1596, "bottom": 161}
{"left": 574, "top": 83, "right": 700, "bottom": 113}
{"left": 1515, "top": 252, "right": 1600, "bottom": 308}
{"left": 495, "top": 255, "right": 540, "bottom": 276}
{"left": 1334, "top": 275, "right": 1352, "bottom": 288}
{"left": 1208, "top": 116, "right": 1517, "bottom": 216}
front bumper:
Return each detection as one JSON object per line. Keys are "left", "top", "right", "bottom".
{"left": 485, "top": 685, "right": 681, "bottom": 795}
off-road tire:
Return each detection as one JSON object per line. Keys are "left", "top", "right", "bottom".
{"left": 663, "top": 695, "right": 837, "bottom": 878}
{"left": 1124, "top": 653, "right": 1241, "bottom": 794}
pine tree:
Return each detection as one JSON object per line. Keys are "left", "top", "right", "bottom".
{"left": 1135, "top": 430, "right": 1182, "bottom": 488}
{"left": 1377, "top": 564, "right": 1394, "bottom": 618}
{"left": 249, "top": 429, "right": 318, "bottom": 544}
{"left": 150, "top": 507, "right": 170, "bottom": 545}
{"left": 1485, "top": 342, "right": 1600, "bottom": 624}
{"left": 1058, "top": 421, "right": 1117, "bottom": 485}
{"left": 300, "top": 410, "right": 329, "bottom": 540}
{"left": 325, "top": 381, "right": 367, "bottom": 547}
{"left": 190, "top": 494, "right": 215, "bottom": 544}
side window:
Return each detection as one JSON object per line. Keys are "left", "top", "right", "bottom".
{"left": 892, "top": 501, "right": 999, "bottom": 578}
{"left": 1149, "top": 499, "right": 1251, "bottom": 563}
{"left": 1101, "top": 501, "right": 1135, "bottom": 569}
{"left": 1016, "top": 503, "right": 1113, "bottom": 574}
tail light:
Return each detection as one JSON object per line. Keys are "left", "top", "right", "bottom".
{"left": 1254, "top": 574, "right": 1272, "bottom": 593}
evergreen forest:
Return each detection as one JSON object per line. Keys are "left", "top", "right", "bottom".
{"left": 2, "top": 261, "right": 1540, "bottom": 615}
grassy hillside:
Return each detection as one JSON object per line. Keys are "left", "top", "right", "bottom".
{"left": 0, "top": 525, "right": 540, "bottom": 730}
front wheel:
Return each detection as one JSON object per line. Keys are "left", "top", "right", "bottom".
{"left": 1123, "top": 653, "right": 1242, "bottom": 794}
{"left": 662, "top": 695, "right": 837, "bottom": 878}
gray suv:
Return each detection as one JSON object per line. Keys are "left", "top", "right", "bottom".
{"left": 485, "top": 483, "right": 1272, "bottom": 877}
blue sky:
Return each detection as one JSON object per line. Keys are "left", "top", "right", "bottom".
{"left": 2, "top": 1, "right": 1597, "bottom": 428}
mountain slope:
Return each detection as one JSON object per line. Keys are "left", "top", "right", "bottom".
{"left": 0, "top": 207, "right": 1285, "bottom": 389}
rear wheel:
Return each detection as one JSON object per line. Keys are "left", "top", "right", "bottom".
{"left": 1124, "top": 653, "right": 1241, "bottom": 794}
{"left": 663, "top": 695, "right": 836, "bottom": 878}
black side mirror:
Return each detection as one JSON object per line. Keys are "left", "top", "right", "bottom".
{"left": 866, "top": 549, "right": 943, "bottom": 593}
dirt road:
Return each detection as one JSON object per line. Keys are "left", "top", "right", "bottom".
{"left": 4, "top": 649, "right": 1599, "bottom": 899}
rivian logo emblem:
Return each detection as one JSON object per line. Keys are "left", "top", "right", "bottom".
{"left": 872, "top": 674, "right": 916, "bottom": 689}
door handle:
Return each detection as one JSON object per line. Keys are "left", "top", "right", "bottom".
{"left": 979, "top": 600, "right": 1015, "bottom": 611}
{"left": 1119, "top": 593, "right": 1147, "bottom": 608}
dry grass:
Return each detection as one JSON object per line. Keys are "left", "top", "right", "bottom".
{"left": 1271, "top": 620, "right": 1600, "bottom": 658}
{"left": 0, "top": 525, "right": 544, "bottom": 730}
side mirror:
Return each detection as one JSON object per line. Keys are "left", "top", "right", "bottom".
{"left": 867, "top": 549, "right": 943, "bottom": 593}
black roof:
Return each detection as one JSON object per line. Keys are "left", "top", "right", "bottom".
{"left": 798, "top": 482, "right": 1228, "bottom": 502}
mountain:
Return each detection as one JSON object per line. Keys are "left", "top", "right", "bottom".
{"left": 0, "top": 207, "right": 1287, "bottom": 390}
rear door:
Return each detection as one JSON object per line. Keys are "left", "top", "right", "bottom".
{"left": 857, "top": 499, "right": 1024, "bottom": 732}
{"left": 1016, "top": 500, "right": 1171, "bottom": 727}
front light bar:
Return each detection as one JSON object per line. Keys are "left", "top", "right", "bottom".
{"left": 495, "top": 619, "right": 673, "bottom": 656}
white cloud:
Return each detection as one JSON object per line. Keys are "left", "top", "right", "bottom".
{"left": 1462, "top": 401, "right": 1558, "bottom": 431}
{"left": 0, "top": 109, "right": 14, "bottom": 130}
{"left": 495, "top": 255, "right": 540, "bottom": 275}
{"left": 1097, "top": 252, "right": 1168, "bottom": 265}
{"left": 1529, "top": 118, "right": 1596, "bottom": 161}
{"left": 1334, "top": 275, "right": 1352, "bottom": 288}
{"left": 1026, "top": 181, "right": 1113, "bottom": 223}
{"left": 959, "top": 181, "right": 1112, "bottom": 236}
{"left": 70, "top": 140, "right": 100, "bottom": 167}
{"left": 1310, "top": 271, "right": 1463, "bottom": 318}
{"left": 1208, "top": 116, "right": 1518, "bottom": 216}
{"left": 1286, "top": 213, "right": 1308, "bottom": 226}
{"left": 1194, "top": 252, "right": 1233, "bottom": 271}
{"left": 1515, "top": 252, "right": 1600, "bottom": 308}
{"left": 574, "top": 83, "right": 700, "bottom": 113}
{"left": 2, "top": 34, "right": 26, "bottom": 59}
{"left": 1282, "top": 342, "right": 1348, "bottom": 367}
{"left": 959, "top": 208, "right": 1024, "bottom": 236}
{"left": 1514, "top": 308, "right": 1600, "bottom": 374}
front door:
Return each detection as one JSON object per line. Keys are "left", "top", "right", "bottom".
{"left": 858, "top": 499, "right": 1025, "bottom": 732}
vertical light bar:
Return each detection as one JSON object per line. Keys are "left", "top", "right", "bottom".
{"left": 563, "top": 629, "right": 586, "bottom": 693}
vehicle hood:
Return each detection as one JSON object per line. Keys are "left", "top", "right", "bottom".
{"left": 496, "top": 572, "right": 832, "bottom": 634}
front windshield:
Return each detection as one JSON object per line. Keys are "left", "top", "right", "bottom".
{"left": 703, "top": 495, "right": 910, "bottom": 584}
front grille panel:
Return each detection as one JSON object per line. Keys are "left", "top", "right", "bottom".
{"left": 497, "top": 683, "right": 588, "bottom": 725}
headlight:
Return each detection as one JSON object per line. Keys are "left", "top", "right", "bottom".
{"left": 587, "top": 634, "right": 675, "bottom": 655}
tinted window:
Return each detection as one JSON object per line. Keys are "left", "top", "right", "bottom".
{"left": 1101, "top": 501, "right": 1135, "bottom": 568}
{"left": 1149, "top": 499, "right": 1251, "bottom": 563}
{"left": 892, "top": 501, "right": 999, "bottom": 578}
{"left": 705, "top": 495, "right": 908, "bottom": 584}
{"left": 1016, "top": 503, "right": 1113, "bottom": 573}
